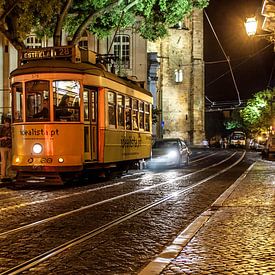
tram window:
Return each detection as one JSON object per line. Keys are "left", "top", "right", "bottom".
{"left": 25, "top": 80, "right": 50, "bottom": 121}
{"left": 132, "top": 99, "right": 138, "bottom": 130}
{"left": 117, "top": 94, "right": 124, "bottom": 127}
{"left": 53, "top": 80, "right": 80, "bottom": 122}
{"left": 91, "top": 91, "right": 97, "bottom": 122}
{"left": 108, "top": 91, "right": 116, "bottom": 126}
{"left": 84, "top": 89, "right": 89, "bottom": 120}
{"left": 11, "top": 83, "right": 23, "bottom": 122}
{"left": 125, "top": 97, "right": 131, "bottom": 130}
{"left": 139, "top": 102, "right": 144, "bottom": 129}
{"left": 145, "top": 103, "right": 150, "bottom": 132}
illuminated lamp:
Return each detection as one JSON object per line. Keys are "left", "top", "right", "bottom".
{"left": 245, "top": 17, "right": 258, "bottom": 36}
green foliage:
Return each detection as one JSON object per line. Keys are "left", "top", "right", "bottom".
{"left": 240, "top": 89, "right": 275, "bottom": 135}
{"left": 0, "top": 0, "right": 209, "bottom": 49}
{"left": 224, "top": 109, "right": 243, "bottom": 131}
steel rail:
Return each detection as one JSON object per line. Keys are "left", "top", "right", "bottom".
{"left": 0, "top": 150, "right": 219, "bottom": 211}
{"left": 0, "top": 151, "right": 239, "bottom": 238}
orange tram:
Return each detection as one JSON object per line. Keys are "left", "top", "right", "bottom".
{"left": 10, "top": 46, "right": 153, "bottom": 184}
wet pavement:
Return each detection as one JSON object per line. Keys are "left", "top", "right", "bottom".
{"left": 140, "top": 160, "right": 275, "bottom": 274}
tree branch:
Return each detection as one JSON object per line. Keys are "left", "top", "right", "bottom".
{"left": 54, "top": 0, "right": 73, "bottom": 46}
{"left": 71, "top": 0, "right": 138, "bottom": 45}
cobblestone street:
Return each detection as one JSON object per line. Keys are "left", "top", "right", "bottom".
{"left": 141, "top": 160, "right": 275, "bottom": 274}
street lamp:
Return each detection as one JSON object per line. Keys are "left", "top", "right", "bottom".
{"left": 244, "top": 16, "right": 275, "bottom": 48}
{"left": 244, "top": 17, "right": 258, "bottom": 36}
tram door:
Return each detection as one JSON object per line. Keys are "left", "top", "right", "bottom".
{"left": 84, "top": 88, "right": 98, "bottom": 161}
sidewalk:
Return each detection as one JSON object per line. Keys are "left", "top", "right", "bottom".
{"left": 140, "top": 160, "right": 275, "bottom": 274}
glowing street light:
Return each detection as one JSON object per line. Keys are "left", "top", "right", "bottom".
{"left": 244, "top": 17, "right": 258, "bottom": 36}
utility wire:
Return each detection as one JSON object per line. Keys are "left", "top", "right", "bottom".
{"left": 206, "top": 43, "right": 273, "bottom": 88}
{"left": 267, "top": 59, "right": 275, "bottom": 88}
{"left": 204, "top": 10, "right": 241, "bottom": 105}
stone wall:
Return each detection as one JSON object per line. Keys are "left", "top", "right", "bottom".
{"left": 148, "top": 9, "right": 205, "bottom": 144}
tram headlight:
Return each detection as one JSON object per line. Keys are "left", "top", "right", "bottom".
{"left": 58, "top": 157, "right": 64, "bottom": 163}
{"left": 33, "top": 143, "right": 43, "bottom": 154}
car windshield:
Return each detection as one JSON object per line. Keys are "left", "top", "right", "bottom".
{"left": 153, "top": 140, "right": 178, "bottom": 149}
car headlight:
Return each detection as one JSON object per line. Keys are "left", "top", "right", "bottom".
{"left": 167, "top": 150, "right": 178, "bottom": 159}
{"left": 33, "top": 143, "right": 43, "bottom": 154}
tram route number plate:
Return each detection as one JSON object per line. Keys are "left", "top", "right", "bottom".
{"left": 20, "top": 46, "right": 74, "bottom": 61}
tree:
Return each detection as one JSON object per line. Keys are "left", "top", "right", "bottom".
{"left": 240, "top": 88, "right": 275, "bottom": 135}
{"left": 224, "top": 109, "right": 243, "bottom": 131}
{"left": 0, "top": 0, "right": 209, "bottom": 50}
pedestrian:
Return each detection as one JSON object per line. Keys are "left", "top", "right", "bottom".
{"left": 223, "top": 137, "right": 228, "bottom": 149}
{"left": 202, "top": 139, "right": 209, "bottom": 148}
{"left": 0, "top": 117, "right": 12, "bottom": 181}
{"left": 219, "top": 138, "right": 223, "bottom": 148}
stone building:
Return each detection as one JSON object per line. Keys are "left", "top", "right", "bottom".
{"left": 148, "top": 9, "right": 205, "bottom": 145}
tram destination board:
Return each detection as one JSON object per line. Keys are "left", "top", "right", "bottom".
{"left": 20, "top": 46, "right": 75, "bottom": 62}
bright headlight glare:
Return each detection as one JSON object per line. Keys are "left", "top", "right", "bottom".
{"left": 33, "top": 143, "right": 43, "bottom": 154}
{"left": 58, "top": 158, "right": 64, "bottom": 163}
{"left": 167, "top": 150, "right": 178, "bottom": 159}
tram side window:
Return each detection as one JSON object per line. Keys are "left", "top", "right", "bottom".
{"left": 108, "top": 91, "right": 116, "bottom": 126}
{"left": 53, "top": 80, "right": 80, "bottom": 122}
{"left": 84, "top": 89, "right": 89, "bottom": 120}
{"left": 117, "top": 94, "right": 124, "bottom": 127}
{"left": 145, "top": 103, "right": 150, "bottom": 132}
{"left": 12, "top": 83, "right": 23, "bottom": 122}
{"left": 25, "top": 80, "right": 50, "bottom": 121}
{"left": 125, "top": 97, "right": 132, "bottom": 130}
{"left": 132, "top": 99, "right": 139, "bottom": 130}
{"left": 139, "top": 102, "right": 144, "bottom": 130}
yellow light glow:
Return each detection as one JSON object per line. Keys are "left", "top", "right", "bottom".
{"left": 245, "top": 17, "right": 258, "bottom": 36}
{"left": 58, "top": 158, "right": 64, "bottom": 163}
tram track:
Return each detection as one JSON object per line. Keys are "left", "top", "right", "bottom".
{"left": 0, "top": 150, "right": 227, "bottom": 213}
{"left": 0, "top": 151, "right": 245, "bottom": 275}
{"left": 0, "top": 150, "right": 241, "bottom": 238}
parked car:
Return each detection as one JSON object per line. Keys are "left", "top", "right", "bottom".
{"left": 146, "top": 138, "right": 191, "bottom": 169}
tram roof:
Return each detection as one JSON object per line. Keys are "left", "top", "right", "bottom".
{"left": 10, "top": 60, "right": 152, "bottom": 97}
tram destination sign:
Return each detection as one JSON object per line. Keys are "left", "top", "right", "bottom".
{"left": 20, "top": 46, "right": 75, "bottom": 62}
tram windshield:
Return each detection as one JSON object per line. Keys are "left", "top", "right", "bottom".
{"left": 26, "top": 80, "right": 50, "bottom": 121}
{"left": 53, "top": 80, "right": 80, "bottom": 121}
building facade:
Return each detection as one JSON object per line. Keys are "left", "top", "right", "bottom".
{"left": 148, "top": 9, "right": 205, "bottom": 144}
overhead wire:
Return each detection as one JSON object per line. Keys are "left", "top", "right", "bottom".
{"left": 204, "top": 10, "right": 241, "bottom": 105}
{"left": 267, "top": 59, "right": 275, "bottom": 88}
{"left": 206, "top": 43, "right": 273, "bottom": 88}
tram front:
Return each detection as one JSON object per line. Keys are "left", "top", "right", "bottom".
{"left": 10, "top": 60, "right": 84, "bottom": 184}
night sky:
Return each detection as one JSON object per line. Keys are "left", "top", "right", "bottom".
{"left": 204, "top": 0, "right": 275, "bottom": 102}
